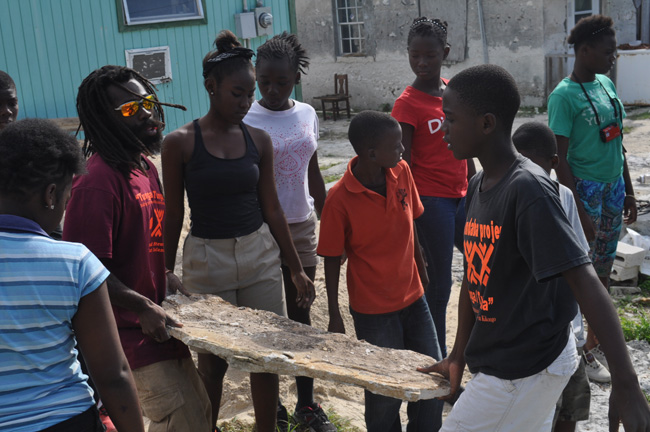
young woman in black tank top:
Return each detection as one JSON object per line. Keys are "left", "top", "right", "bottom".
{"left": 162, "top": 30, "right": 315, "bottom": 432}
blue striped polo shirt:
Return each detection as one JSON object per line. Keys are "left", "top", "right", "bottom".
{"left": 0, "top": 215, "right": 110, "bottom": 432}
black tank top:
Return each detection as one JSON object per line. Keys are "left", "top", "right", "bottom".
{"left": 184, "top": 120, "right": 264, "bottom": 239}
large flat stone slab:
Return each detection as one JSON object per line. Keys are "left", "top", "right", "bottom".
{"left": 163, "top": 294, "right": 449, "bottom": 402}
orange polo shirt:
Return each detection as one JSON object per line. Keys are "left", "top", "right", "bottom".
{"left": 317, "top": 158, "right": 425, "bottom": 314}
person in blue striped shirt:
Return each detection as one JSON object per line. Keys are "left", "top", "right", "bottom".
{"left": 0, "top": 118, "right": 144, "bottom": 432}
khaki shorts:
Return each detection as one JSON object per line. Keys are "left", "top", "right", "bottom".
{"left": 284, "top": 211, "right": 319, "bottom": 268}
{"left": 183, "top": 222, "right": 287, "bottom": 317}
{"left": 132, "top": 358, "right": 211, "bottom": 432}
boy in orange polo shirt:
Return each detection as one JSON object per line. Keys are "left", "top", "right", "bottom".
{"left": 318, "top": 111, "right": 443, "bottom": 432}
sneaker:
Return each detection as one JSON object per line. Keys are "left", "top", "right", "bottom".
{"left": 583, "top": 350, "right": 611, "bottom": 383}
{"left": 293, "top": 403, "right": 337, "bottom": 432}
{"left": 98, "top": 406, "right": 117, "bottom": 432}
{"left": 277, "top": 401, "right": 289, "bottom": 432}
{"left": 586, "top": 344, "right": 609, "bottom": 370}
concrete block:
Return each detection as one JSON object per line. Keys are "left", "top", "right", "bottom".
{"left": 610, "top": 285, "right": 642, "bottom": 296}
{"left": 614, "top": 242, "right": 646, "bottom": 268}
{"left": 610, "top": 263, "right": 640, "bottom": 281}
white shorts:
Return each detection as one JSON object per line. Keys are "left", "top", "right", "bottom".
{"left": 442, "top": 334, "right": 578, "bottom": 432}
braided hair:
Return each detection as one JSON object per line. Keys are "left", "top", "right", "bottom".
{"left": 568, "top": 15, "right": 615, "bottom": 50}
{"left": 0, "top": 118, "right": 84, "bottom": 198}
{"left": 255, "top": 31, "right": 309, "bottom": 74}
{"left": 202, "top": 30, "right": 254, "bottom": 84}
{"left": 0, "top": 70, "right": 16, "bottom": 91}
{"left": 407, "top": 17, "right": 449, "bottom": 48}
{"left": 76, "top": 65, "right": 164, "bottom": 177}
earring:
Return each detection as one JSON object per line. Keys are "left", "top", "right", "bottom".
{"left": 50, "top": 204, "right": 55, "bottom": 210}
{"left": 210, "top": 91, "right": 215, "bottom": 95}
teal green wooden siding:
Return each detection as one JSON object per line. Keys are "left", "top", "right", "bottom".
{"left": 0, "top": 0, "right": 293, "bottom": 132}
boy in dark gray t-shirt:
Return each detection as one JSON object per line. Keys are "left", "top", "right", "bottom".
{"left": 419, "top": 65, "right": 650, "bottom": 432}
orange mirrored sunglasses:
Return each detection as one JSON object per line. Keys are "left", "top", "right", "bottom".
{"left": 114, "top": 94, "right": 156, "bottom": 117}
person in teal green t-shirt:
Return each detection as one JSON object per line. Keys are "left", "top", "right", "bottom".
{"left": 548, "top": 14, "right": 636, "bottom": 390}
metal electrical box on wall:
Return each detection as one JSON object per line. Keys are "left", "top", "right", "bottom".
{"left": 255, "top": 7, "right": 273, "bottom": 36}
{"left": 235, "top": 12, "right": 257, "bottom": 39}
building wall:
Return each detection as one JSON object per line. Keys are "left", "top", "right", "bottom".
{"left": 297, "top": 0, "right": 638, "bottom": 110}
{"left": 0, "top": 0, "right": 293, "bottom": 132}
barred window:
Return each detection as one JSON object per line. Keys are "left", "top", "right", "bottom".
{"left": 336, "top": 0, "right": 365, "bottom": 55}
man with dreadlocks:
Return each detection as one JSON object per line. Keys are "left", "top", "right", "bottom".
{"left": 63, "top": 65, "right": 212, "bottom": 432}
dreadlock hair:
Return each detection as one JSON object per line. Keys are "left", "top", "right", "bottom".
{"left": 407, "top": 17, "right": 448, "bottom": 48}
{"left": 512, "top": 122, "right": 558, "bottom": 160}
{"left": 255, "top": 31, "right": 309, "bottom": 75}
{"left": 348, "top": 110, "right": 400, "bottom": 156}
{"left": 202, "top": 30, "right": 255, "bottom": 85}
{"left": 76, "top": 65, "right": 164, "bottom": 177}
{"left": 568, "top": 15, "right": 615, "bottom": 51}
{"left": 0, "top": 118, "right": 84, "bottom": 199}
{"left": 447, "top": 64, "right": 521, "bottom": 134}
{"left": 0, "top": 70, "right": 16, "bottom": 91}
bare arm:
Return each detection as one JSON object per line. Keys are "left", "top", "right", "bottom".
{"left": 255, "top": 130, "right": 315, "bottom": 308}
{"left": 399, "top": 122, "right": 414, "bottom": 165}
{"left": 324, "top": 256, "right": 345, "bottom": 334}
{"left": 413, "top": 225, "right": 429, "bottom": 288}
{"left": 563, "top": 264, "right": 650, "bottom": 430}
{"left": 161, "top": 132, "right": 186, "bottom": 274}
{"left": 161, "top": 131, "right": 192, "bottom": 296}
{"left": 623, "top": 154, "right": 637, "bottom": 224}
{"left": 307, "top": 151, "right": 326, "bottom": 217}
{"left": 418, "top": 278, "right": 474, "bottom": 400}
{"left": 101, "top": 270, "right": 181, "bottom": 342}
{"left": 73, "top": 282, "right": 144, "bottom": 432}
{"left": 555, "top": 135, "right": 596, "bottom": 242}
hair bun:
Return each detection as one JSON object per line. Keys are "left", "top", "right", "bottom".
{"left": 214, "top": 30, "right": 241, "bottom": 54}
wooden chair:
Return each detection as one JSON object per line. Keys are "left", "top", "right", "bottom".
{"left": 314, "top": 74, "right": 351, "bottom": 121}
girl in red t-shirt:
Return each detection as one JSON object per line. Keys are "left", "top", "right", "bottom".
{"left": 392, "top": 17, "right": 475, "bottom": 357}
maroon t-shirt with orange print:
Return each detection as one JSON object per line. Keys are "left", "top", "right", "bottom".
{"left": 63, "top": 154, "right": 189, "bottom": 370}
{"left": 462, "top": 156, "right": 589, "bottom": 380}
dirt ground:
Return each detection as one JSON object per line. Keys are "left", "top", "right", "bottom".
{"left": 160, "top": 105, "right": 650, "bottom": 431}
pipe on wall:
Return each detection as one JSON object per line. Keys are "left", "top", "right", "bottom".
{"left": 477, "top": 0, "right": 489, "bottom": 63}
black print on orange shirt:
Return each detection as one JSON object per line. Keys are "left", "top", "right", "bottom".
{"left": 397, "top": 188, "right": 408, "bottom": 210}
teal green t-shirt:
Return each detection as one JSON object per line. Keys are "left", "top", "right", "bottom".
{"left": 547, "top": 74, "right": 625, "bottom": 183}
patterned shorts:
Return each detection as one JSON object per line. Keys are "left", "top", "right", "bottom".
{"left": 574, "top": 176, "right": 625, "bottom": 277}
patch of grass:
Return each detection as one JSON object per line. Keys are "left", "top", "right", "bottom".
{"left": 640, "top": 278, "right": 650, "bottom": 295}
{"left": 517, "top": 106, "right": 547, "bottom": 117}
{"left": 379, "top": 102, "right": 392, "bottom": 113}
{"left": 218, "top": 408, "right": 361, "bottom": 432}
{"left": 325, "top": 408, "right": 362, "bottom": 432}
{"left": 618, "top": 304, "right": 650, "bottom": 342}
{"left": 627, "top": 110, "right": 650, "bottom": 121}
{"left": 320, "top": 162, "right": 339, "bottom": 171}
{"left": 323, "top": 173, "right": 343, "bottom": 184}
{"left": 623, "top": 126, "right": 634, "bottom": 135}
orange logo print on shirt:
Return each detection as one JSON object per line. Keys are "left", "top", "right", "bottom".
{"left": 463, "top": 218, "right": 501, "bottom": 320}
{"left": 150, "top": 208, "right": 164, "bottom": 238}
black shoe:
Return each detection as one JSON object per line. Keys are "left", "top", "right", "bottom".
{"left": 293, "top": 403, "right": 337, "bottom": 432}
{"left": 277, "top": 401, "right": 289, "bottom": 432}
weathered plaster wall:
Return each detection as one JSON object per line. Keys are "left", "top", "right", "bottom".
{"left": 297, "top": 0, "right": 638, "bottom": 110}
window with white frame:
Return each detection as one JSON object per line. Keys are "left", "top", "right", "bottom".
{"left": 572, "top": 0, "right": 600, "bottom": 26}
{"left": 336, "top": 0, "right": 365, "bottom": 55}
{"left": 126, "top": 47, "right": 172, "bottom": 84}
{"left": 122, "top": 0, "right": 204, "bottom": 26}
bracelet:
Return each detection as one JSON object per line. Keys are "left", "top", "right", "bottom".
{"left": 625, "top": 194, "right": 636, "bottom": 200}
{"left": 165, "top": 268, "right": 174, "bottom": 274}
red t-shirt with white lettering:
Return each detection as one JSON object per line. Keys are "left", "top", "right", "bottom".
{"left": 392, "top": 84, "right": 468, "bottom": 197}
{"left": 63, "top": 154, "right": 189, "bottom": 370}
